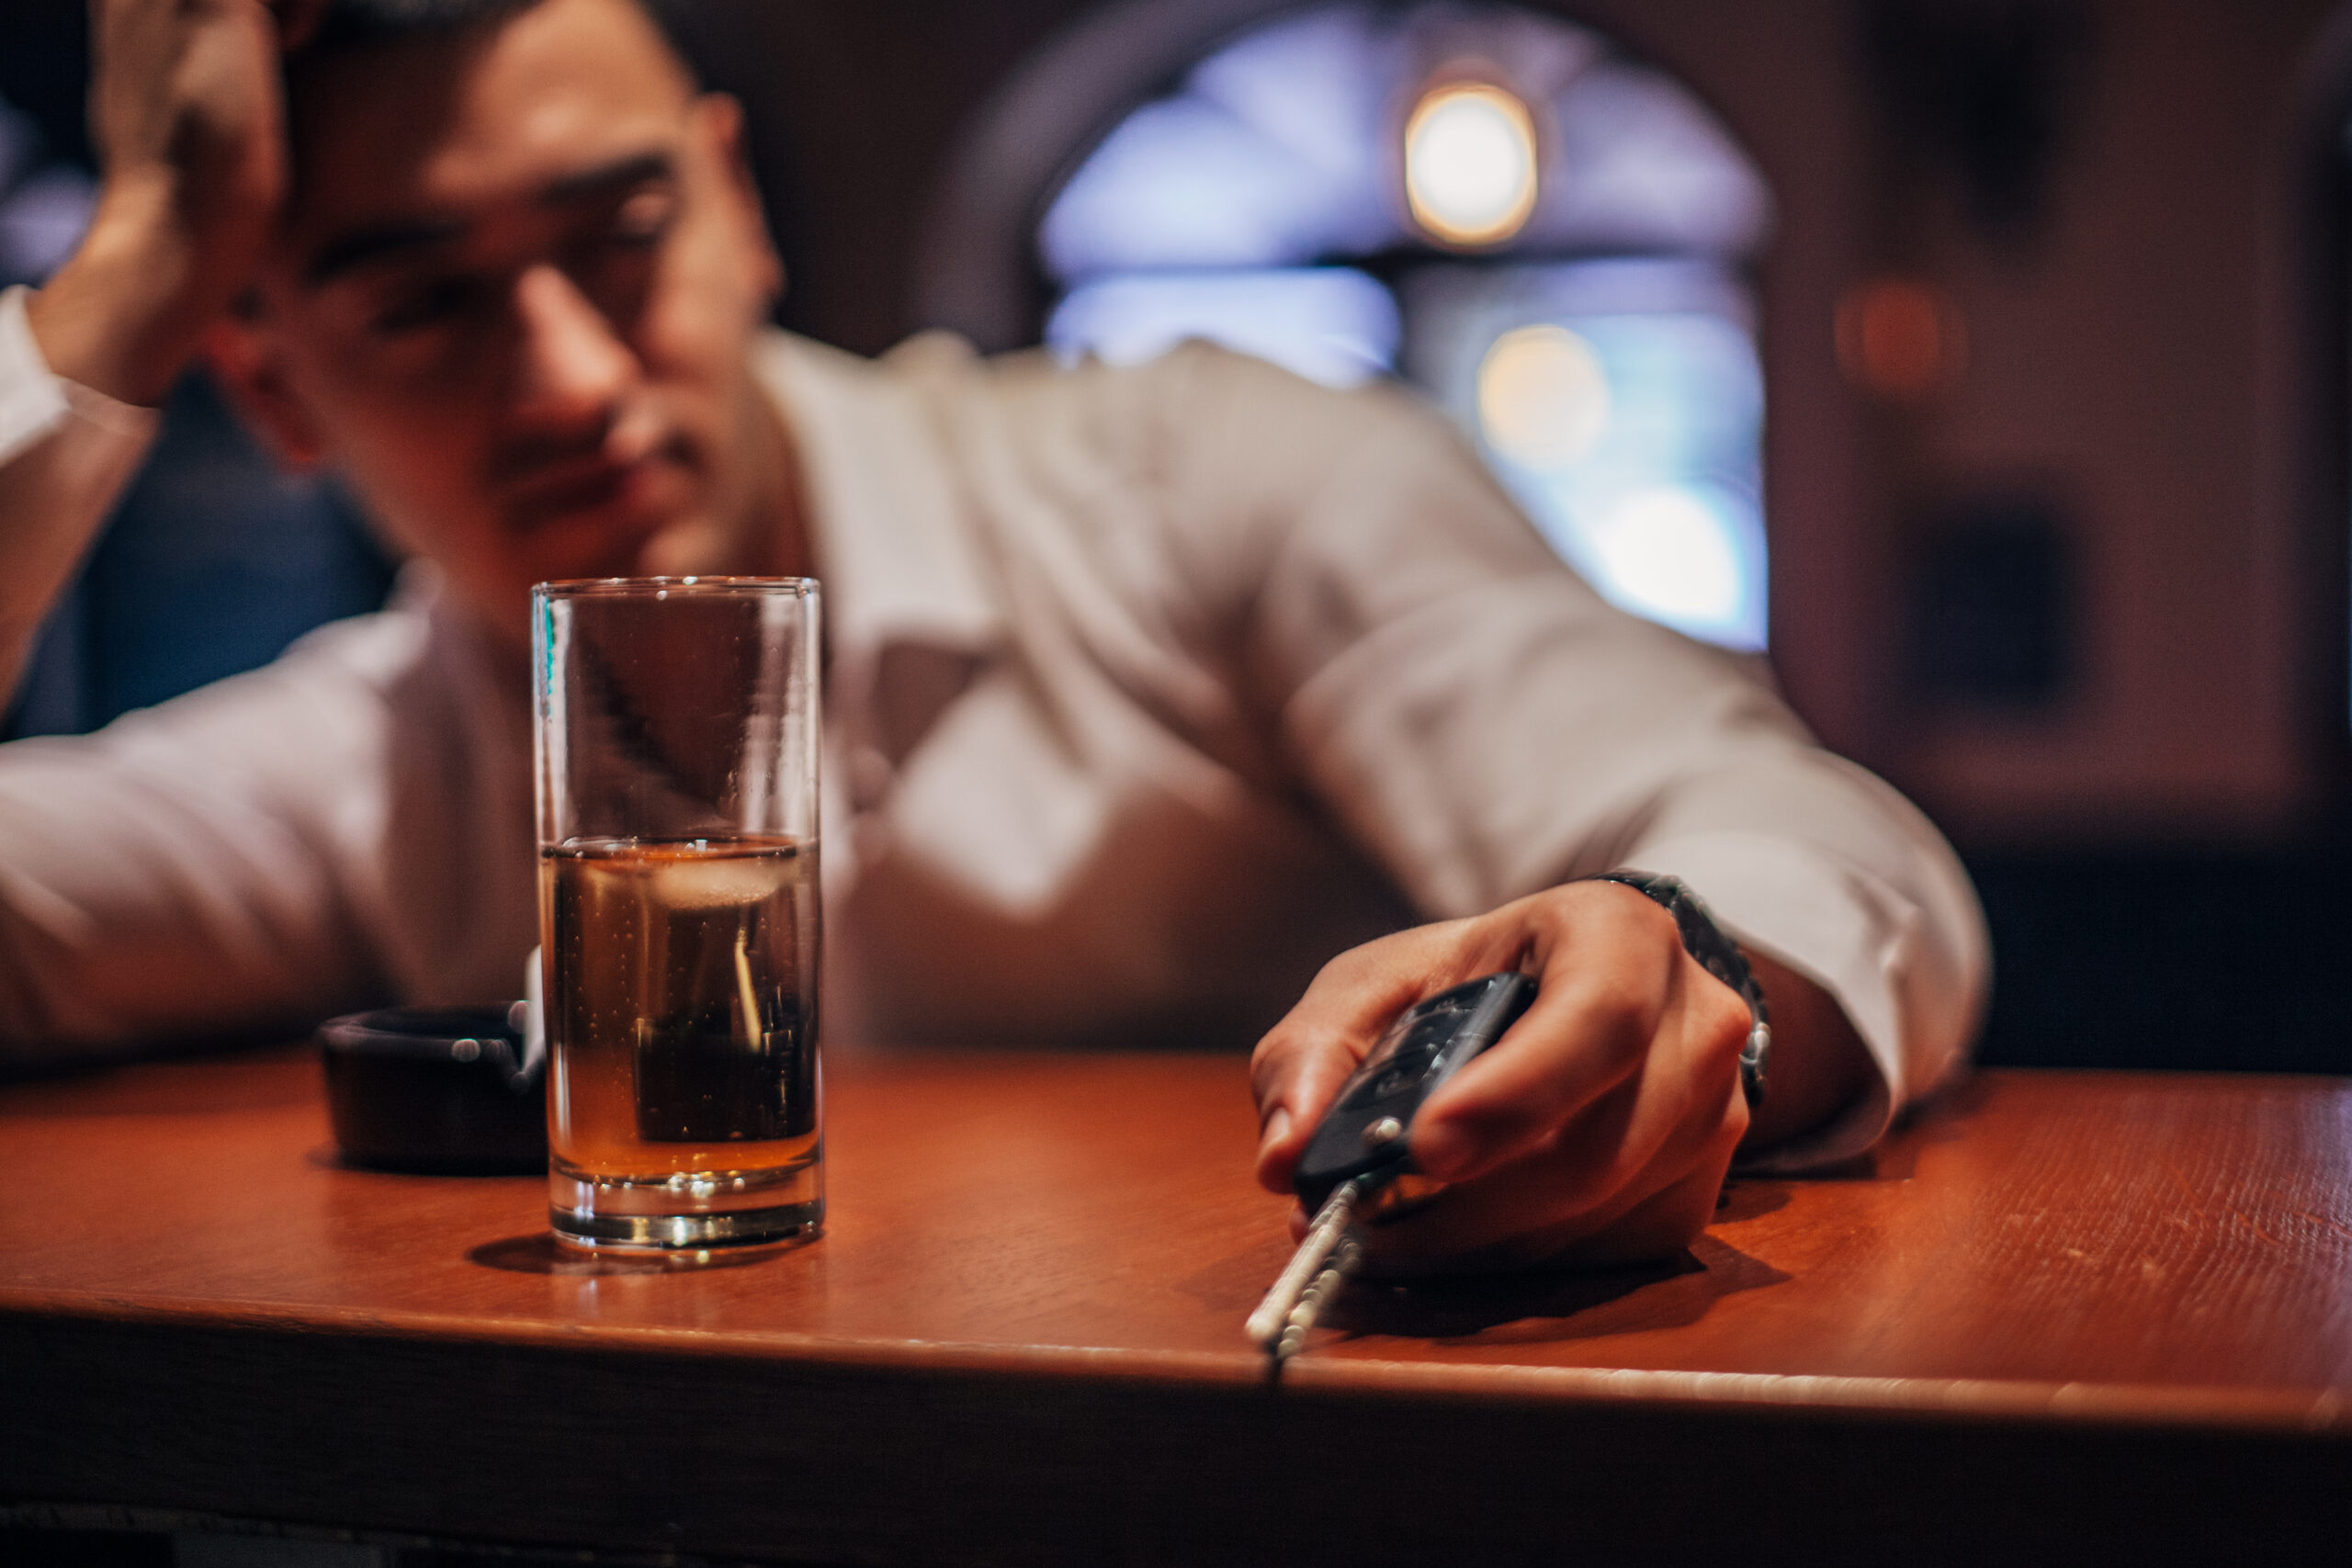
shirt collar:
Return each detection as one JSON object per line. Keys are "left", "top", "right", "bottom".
{"left": 752, "top": 328, "right": 1003, "bottom": 674}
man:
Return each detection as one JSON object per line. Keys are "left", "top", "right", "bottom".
{"left": 0, "top": 0, "right": 1984, "bottom": 1269}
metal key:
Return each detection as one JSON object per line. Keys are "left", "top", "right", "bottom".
{"left": 1245, "top": 1176, "right": 1368, "bottom": 1361}
{"left": 1245, "top": 972, "right": 1539, "bottom": 1369}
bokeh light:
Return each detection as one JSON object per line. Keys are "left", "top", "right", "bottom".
{"left": 1834, "top": 277, "right": 1967, "bottom": 400}
{"left": 1025, "top": 6, "right": 1773, "bottom": 651}
{"left": 1404, "top": 83, "right": 1539, "bottom": 247}
{"left": 1586, "top": 486, "right": 1749, "bottom": 634}
{"left": 1476, "top": 323, "right": 1611, "bottom": 468}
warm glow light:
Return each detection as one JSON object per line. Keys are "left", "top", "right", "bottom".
{"left": 1588, "top": 487, "right": 1746, "bottom": 629}
{"left": 1476, "top": 324, "right": 1610, "bottom": 468}
{"left": 1834, "top": 277, "right": 1967, "bottom": 400}
{"left": 1404, "top": 83, "right": 1539, "bottom": 247}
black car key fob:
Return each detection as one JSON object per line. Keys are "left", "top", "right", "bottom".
{"left": 1292, "top": 971, "right": 1537, "bottom": 1213}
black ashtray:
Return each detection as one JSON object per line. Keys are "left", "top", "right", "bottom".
{"left": 320, "top": 1004, "right": 547, "bottom": 1174}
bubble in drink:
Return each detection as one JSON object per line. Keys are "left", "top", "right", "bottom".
{"left": 543, "top": 837, "right": 820, "bottom": 1182}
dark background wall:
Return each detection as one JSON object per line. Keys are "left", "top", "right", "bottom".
{"left": 6, "top": 0, "right": 2351, "bottom": 1073}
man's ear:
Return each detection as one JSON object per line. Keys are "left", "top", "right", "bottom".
{"left": 697, "top": 92, "right": 785, "bottom": 307}
{"left": 202, "top": 307, "right": 328, "bottom": 469}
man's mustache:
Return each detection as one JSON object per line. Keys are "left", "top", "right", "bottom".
{"left": 489, "top": 410, "right": 671, "bottom": 493}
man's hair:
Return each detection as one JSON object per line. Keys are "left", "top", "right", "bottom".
{"left": 302, "top": 0, "right": 538, "bottom": 56}
{"left": 292, "top": 0, "right": 701, "bottom": 79}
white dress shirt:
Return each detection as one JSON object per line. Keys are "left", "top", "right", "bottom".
{"left": 0, "top": 288, "right": 1988, "bottom": 1168}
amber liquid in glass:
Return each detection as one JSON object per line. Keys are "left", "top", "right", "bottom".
{"left": 543, "top": 837, "right": 820, "bottom": 1195}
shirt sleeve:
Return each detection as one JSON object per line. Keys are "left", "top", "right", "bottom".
{"left": 0, "top": 576, "right": 541, "bottom": 1066}
{"left": 0, "top": 285, "right": 161, "bottom": 705}
{"left": 0, "top": 620, "right": 401, "bottom": 1061}
{"left": 1151, "top": 345, "right": 1988, "bottom": 1168}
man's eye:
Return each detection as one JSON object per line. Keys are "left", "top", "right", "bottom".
{"left": 611, "top": 188, "right": 677, "bottom": 247}
{"left": 371, "top": 276, "right": 484, "bottom": 334}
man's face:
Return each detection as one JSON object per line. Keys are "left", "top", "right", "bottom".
{"left": 224, "top": 0, "right": 786, "bottom": 634}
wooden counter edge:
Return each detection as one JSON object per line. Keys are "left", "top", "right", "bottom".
{"left": 6, "top": 1287, "right": 2347, "bottom": 1438}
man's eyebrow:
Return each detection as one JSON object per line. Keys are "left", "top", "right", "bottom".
{"left": 540, "top": 151, "right": 677, "bottom": 206}
{"left": 300, "top": 153, "right": 678, "bottom": 288}
{"left": 304, "top": 215, "right": 469, "bottom": 288}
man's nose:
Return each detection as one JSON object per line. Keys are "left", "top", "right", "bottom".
{"left": 509, "top": 264, "right": 635, "bottom": 428}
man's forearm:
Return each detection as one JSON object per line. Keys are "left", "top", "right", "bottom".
{"left": 5, "top": 185, "right": 211, "bottom": 693}
{"left": 0, "top": 287, "right": 159, "bottom": 708}
{"left": 0, "top": 0, "right": 301, "bottom": 711}
{"left": 27, "top": 178, "right": 228, "bottom": 410}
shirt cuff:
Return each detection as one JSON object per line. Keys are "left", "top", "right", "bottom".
{"left": 1619, "top": 829, "right": 1980, "bottom": 1172}
{"left": 0, "top": 286, "right": 72, "bottom": 463}
{"left": 0, "top": 285, "right": 157, "bottom": 464}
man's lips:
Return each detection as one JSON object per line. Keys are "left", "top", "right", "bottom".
{"left": 491, "top": 448, "right": 697, "bottom": 584}
{"left": 503, "top": 452, "right": 657, "bottom": 531}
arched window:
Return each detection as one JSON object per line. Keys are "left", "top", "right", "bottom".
{"left": 936, "top": 2, "right": 1775, "bottom": 649}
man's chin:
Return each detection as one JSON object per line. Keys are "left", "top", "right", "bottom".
{"left": 514, "top": 461, "right": 758, "bottom": 571}
{"left": 447, "top": 515, "right": 754, "bottom": 649}
{"left": 635, "top": 517, "right": 743, "bottom": 579}
{"left": 512, "top": 504, "right": 677, "bottom": 586}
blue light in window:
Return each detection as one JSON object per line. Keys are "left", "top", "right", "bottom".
{"left": 1485, "top": 310, "right": 1767, "bottom": 649}
{"left": 1404, "top": 260, "right": 1768, "bottom": 649}
{"left": 1046, "top": 268, "right": 1401, "bottom": 388}
{"left": 1025, "top": 3, "right": 1775, "bottom": 651}
{"left": 1543, "top": 63, "right": 1774, "bottom": 255}
{"left": 1039, "top": 95, "right": 1391, "bottom": 282}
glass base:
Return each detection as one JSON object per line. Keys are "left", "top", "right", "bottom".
{"left": 549, "top": 1152, "right": 822, "bottom": 1253}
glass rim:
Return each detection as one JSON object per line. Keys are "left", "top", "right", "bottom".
{"left": 533, "top": 575, "right": 819, "bottom": 600}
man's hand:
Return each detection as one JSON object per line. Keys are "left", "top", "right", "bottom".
{"left": 27, "top": 0, "right": 321, "bottom": 405}
{"left": 1251, "top": 880, "right": 1861, "bottom": 1274}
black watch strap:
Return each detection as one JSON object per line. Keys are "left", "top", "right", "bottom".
{"left": 1590, "top": 872, "right": 1772, "bottom": 1108}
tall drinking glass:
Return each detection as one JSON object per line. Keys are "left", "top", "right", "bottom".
{"left": 533, "top": 578, "right": 822, "bottom": 1252}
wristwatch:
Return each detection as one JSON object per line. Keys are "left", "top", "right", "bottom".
{"left": 1590, "top": 872, "right": 1771, "bottom": 1107}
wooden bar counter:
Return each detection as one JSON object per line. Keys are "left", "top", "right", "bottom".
{"left": 2, "top": 1046, "right": 2348, "bottom": 1565}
